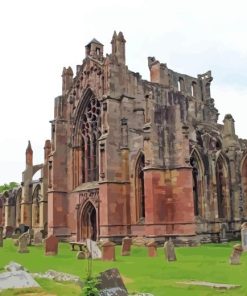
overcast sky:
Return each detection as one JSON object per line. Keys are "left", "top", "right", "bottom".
{"left": 0, "top": 0, "right": 247, "bottom": 184}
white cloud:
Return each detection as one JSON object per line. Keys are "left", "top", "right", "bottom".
{"left": 0, "top": 0, "right": 247, "bottom": 183}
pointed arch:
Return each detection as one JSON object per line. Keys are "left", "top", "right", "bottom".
{"left": 190, "top": 148, "right": 205, "bottom": 217}
{"left": 32, "top": 184, "right": 41, "bottom": 227}
{"left": 80, "top": 201, "right": 97, "bottom": 241}
{"left": 73, "top": 87, "right": 101, "bottom": 186}
{"left": 135, "top": 151, "right": 145, "bottom": 222}
{"left": 15, "top": 188, "right": 22, "bottom": 227}
{"left": 215, "top": 152, "right": 230, "bottom": 219}
{"left": 241, "top": 153, "right": 247, "bottom": 217}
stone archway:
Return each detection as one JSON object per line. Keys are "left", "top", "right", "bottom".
{"left": 80, "top": 202, "right": 97, "bottom": 241}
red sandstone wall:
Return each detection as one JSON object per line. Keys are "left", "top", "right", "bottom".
{"left": 144, "top": 168, "right": 195, "bottom": 236}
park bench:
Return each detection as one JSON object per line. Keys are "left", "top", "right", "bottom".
{"left": 69, "top": 241, "right": 87, "bottom": 251}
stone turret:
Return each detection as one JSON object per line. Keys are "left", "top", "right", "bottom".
{"left": 85, "top": 38, "right": 104, "bottom": 60}
{"left": 25, "top": 141, "right": 33, "bottom": 167}
{"left": 62, "top": 66, "right": 73, "bottom": 95}
{"left": 111, "top": 31, "right": 126, "bottom": 65}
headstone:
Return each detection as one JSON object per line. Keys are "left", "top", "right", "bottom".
{"left": 86, "top": 239, "right": 102, "bottom": 259}
{"left": 5, "top": 262, "right": 24, "bottom": 272}
{"left": 0, "top": 226, "right": 3, "bottom": 247}
{"left": 19, "top": 224, "right": 26, "bottom": 234}
{"left": 147, "top": 241, "right": 157, "bottom": 257}
{"left": 97, "top": 268, "right": 128, "bottom": 296}
{"left": 102, "top": 241, "right": 116, "bottom": 261}
{"left": 28, "top": 228, "right": 34, "bottom": 239}
{"left": 34, "top": 231, "right": 43, "bottom": 245}
{"left": 0, "top": 270, "right": 40, "bottom": 290}
{"left": 229, "top": 244, "right": 243, "bottom": 265}
{"left": 164, "top": 239, "right": 176, "bottom": 261}
{"left": 132, "top": 236, "right": 146, "bottom": 247}
{"left": 5, "top": 226, "right": 14, "bottom": 238}
{"left": 44, "top": 235, "right": 58, "bottom": 256}
{"left": 18, "top": 233, "right": 29, "bottom": 253}
{"left": 241, "top": 222, "right": 247, "bottom": 251}
{"left": 76, "top": 251, "right": 87, "bottom": 260}
{"left": 121, "top": 237, "right": 132, "bottom": 256}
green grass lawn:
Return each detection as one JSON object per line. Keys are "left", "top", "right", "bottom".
{"left": 0, "top": 239, "right": 247, "bottom": 295}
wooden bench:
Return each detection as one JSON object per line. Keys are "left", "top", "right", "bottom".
{"left": 69, "top": 241, "right": 87, "bottom": 251}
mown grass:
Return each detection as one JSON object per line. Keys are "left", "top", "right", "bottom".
{"left": 0, "top": 239, "right": 247, "bottom": 295}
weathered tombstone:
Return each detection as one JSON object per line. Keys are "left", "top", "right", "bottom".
{"left": 0, "top": 226, "right": 3, "bottom": 247}
{"left": 86, "top": 239, "right": 102, "bottom": 259}
{"left": 76, "top": 251, "right": 87, "bottom": 260}
{"left": 102, "top": 241, "right": 116, "bottom": 261}
{"left": 229, "top": 244, "right": 243, "bottom": 265}
{"left": 220, "top": 224, "right": 228, "bottom": 243}
{"left": 97, "top": 268, "right": 128, "bottom": 296}
{"left": 132, "top": 236, "right": 146, "bottom": 247}
{"left": 5, "top": 226, "right": 14, "bottom": 238}
{"left": 147, "top": 241, "right": 157, "bottom": 257}
{"left": 164, "top": 239, "right": 177, "bottom": 261}
{"left": 44, "top": 235, "right": 58, "bottom": 256}
{"left": 121, "top": 237, "right": 132, "bottom": 256}
{"left": 33, "top": 231, "right": 43, "bottom": 245}
{"left": 18, "top": 233, "right": 29, "bottom": 253}
{"left": 241, "top": 222, "right": 247, "bottom": 251}
{"left": 19, "top": 224, "right": 26, "bottom": 234}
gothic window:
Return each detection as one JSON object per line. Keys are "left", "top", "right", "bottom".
{"left": 216, "top": 157, "right": 227, "bottom": 219}
{"left": 190, "top": 152, "right": 204, "bottom": 217}
{"left": 178, "top": 77, "right": 185, "bottom": 92}
{"left": 136, "top": 153, "right": 145, "bottom": 221}
{"left": 191, "top": 81, "right": 197, "bottom": 97}
{"left": 241, "top": 155, "right": 247, "bottom": 217}
{"left": 81, "top": 97, "right": 101, "bottom": 183}
{"left": 190, "top": 156, "right": 199, "bottom": 216}
{"left": 32, "top": 186, "right": 40, "bottom": 226}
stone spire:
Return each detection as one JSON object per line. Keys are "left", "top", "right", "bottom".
{"left": 26, "top": 140, "right": 33, "bottom": 166}
{"left": 111, "top": 31, "right": 126, "bottom": 65}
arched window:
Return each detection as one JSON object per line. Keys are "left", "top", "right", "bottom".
{"left": 16, "top": 189, "right": 22, "bottom": 226}
{"left": 136, "top": 153, "right": 145, "bottom": 221}
{"left": 80, "top": 96, "right": 101, "bottom": 183}
{"left": 205, "top": 82, "right": 211, "bottom": 98}
{"left": 190, "top": 152, "right": 204, "bottom": 217}
{"left": 216, "top": 156, "right": 228, "bottom": 219}
{"left": 241, "top": 155, "right": 247, "bottom": 217}
{"left": 81, "top": 137, "right": 85, "bottom": 183}
{"left": 191, "top": 81, "right": 197, "bottom": 97}
{"left": 32, "top": 185, "right": 40, "bottom": 227}
{"left": 178, "top": 77, "right": 184, "bottom": 92}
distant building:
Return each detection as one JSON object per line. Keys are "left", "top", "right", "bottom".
{"left": 1, "top": 32, "right": 247, "bottom": 243}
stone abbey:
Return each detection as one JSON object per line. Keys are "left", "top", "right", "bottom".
{"left": 1, "top": 32, "right": 247, "bottom": 243}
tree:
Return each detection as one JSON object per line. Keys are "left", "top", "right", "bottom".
{"left": 0, "top": 182, "right": 19, "bottom": 193}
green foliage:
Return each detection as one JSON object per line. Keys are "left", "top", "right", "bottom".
{"left": 0, "top": 182, "right": 19, "bottom": 193}
{"left": 81, "top": 276, "right": 100, "bottom": 296}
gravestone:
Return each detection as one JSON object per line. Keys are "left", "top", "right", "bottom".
{"left": 5, "top": 226, "right": 14, "bottom": 238}
{"left": 76, "top": 251, "right": 87, "bottom": 260}
{"left": 19, "top": 224, "right": 26, "bottom": 234}
{"left": 34, "top": 231, "right": 43, "bottom": 245}
{"left": 132, "top": 236, "right": 146, "bottom": 247}
{"left": 164, "top": 239, "right": 176, "bottom": 261}
{"left": 44, "top": 235, "right": 58, "bottom": 256}
{"left": 102, "top": 241, "right": 116, "bottom": 261}
{"left": 86, "top": 239, "right": 102, "bottom": 259}
{"left": 147, "top": 241, "right": 157, "bottom": 257}
{"left": 121, "top": 237, "right": 132, "bottom": 256}
{"left": 18, "top": 233, "right": 29, "bottom": 253}
{"left": 97, "top": 268, "right": 128, "bottom": 296}
{"left": 0, "top": 226, "right": 3, "bottom": 247}
{"left": 241, "top": 222, "right": 247, "bottom": 251}
{"left": 0, "top": 270, "right": 40, "bottom": 290}
{"left": 229, "top": 244, "right": 243, "bottom": 265}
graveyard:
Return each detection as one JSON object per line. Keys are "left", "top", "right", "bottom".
{"left": 1, "top": 238, "right": 247, "bottom": 295}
